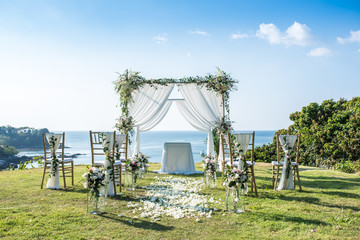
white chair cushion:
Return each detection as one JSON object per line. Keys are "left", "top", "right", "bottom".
{"left": 62, "top": 158, "right": 73, "bottom": 163}
{"left": 45, "top": 158, "right": 73, "bottom": 164}
{"left": 94, "top": 161, "right": 105, "bottom": 166}
{"left": 272, "top": 161, "right": 298, "bottom": 166}
{"left": 271, "top": 161, "right": 284, "bottom": 166}
{"left": 114, "top": 160, "right": 123, "bottom": 166}
{"left": 246, "top": 161, "right": 255, "bottom": 166}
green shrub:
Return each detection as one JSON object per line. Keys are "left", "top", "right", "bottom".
{"left": 334, "top": 160, "right": 360, "bottom": 173}
{"left": 0, "top": 144, "right": 18, "bottom": 158}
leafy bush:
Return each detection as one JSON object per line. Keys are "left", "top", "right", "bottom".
{"left": 334, "top": 160, "right": 360, "bottom": 174}
{"left": 290, "top": 97, "right": 360, "bottom": 167}
{"left": 0, "top": 144, "right": 18, "bottom": 158}
{"left": 252, "top": 97, "right": 360, "bottom": 173}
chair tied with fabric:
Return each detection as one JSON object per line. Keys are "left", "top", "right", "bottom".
{"left": 90, "top": 131, "right": 122, "bottom": 196}
{"left": 223, "top": 131, "right": 258, "bottom": 196}
{"left": 41, "top": 132, "right": 74, "bottom": 190}
{"left": 272, "top": 134, "right": 302, "bottom": 191}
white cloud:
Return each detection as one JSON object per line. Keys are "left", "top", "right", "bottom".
{"left": 187, "top": 52, "right": 191, "bottom": 57}
{"left": 153, "top": 35, "right": 168, "bottom": 44}
{"left": 358, "top": 49, "right": 360, "bottom": 53}
{"left": 307, "top": 47, "right": 332, "bottom": 57}
{"left": 256, "top": 21, "right": 311, "bottom": 46}
{"left": 188, "top": 30, "right": 209, "bottom": 36}
{"left": 337, "top": 30, "right": 360, "bottom": 44}
{"left": 231, "top": 33, "right": 249, "bottom": 39}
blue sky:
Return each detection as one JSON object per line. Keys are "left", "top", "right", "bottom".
{"left": 1, "top": 0, "right": 359, "bottom": 131}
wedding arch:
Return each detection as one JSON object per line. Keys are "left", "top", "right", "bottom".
{"left": 113, "top": 68, "right": 238, "bottom": 165}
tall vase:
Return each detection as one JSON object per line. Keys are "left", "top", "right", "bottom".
{"left": 138, "top": 164, "right": 146, "bottom": 179}
{"left": 226, "top": 186, "right": 245, "bottom": 213}
{"left": 87, "top": 185, "right": 107, "bottom": 214}
{"left": 126, "top": 171, "right": 137, "bottom": 191}
{"left": 204, "top": 170, "right": 217, "bottom": 188}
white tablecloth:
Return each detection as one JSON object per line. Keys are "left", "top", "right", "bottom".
{"left": 158, "top": 142, "right": 199, "bottom": 174}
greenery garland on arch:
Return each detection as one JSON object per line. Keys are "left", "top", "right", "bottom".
{"left": 113, "top": 68, "right": 238, "bottom": 136}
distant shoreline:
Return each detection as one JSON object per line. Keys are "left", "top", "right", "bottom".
{"left": 0, "top": 153, "right": 85, "bottom": 170}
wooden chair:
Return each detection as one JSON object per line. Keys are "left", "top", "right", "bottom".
{"left": 41, "top": 132, "right": 74, "bottom": 189}
{"left": 232, "top": 132, "right": 258, "bottom": 196}
{"left": 89, "top": 131, "right": 122, "bottom": 194}
{"left": 272, "top": 134, "right": 302, "bottom": 190}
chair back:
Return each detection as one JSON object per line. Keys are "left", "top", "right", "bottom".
{"left": 115, "top": 133, "right": 128, "bottom": 161}
{"left": 42, "top": 132, "right": 65, "bottom": 161}
{"left": 276, "top": 133, "right": 300, "bottom": 163}
{"left": 249, "top": 131, "right": 255, "bottom": 164}
{"left": 223, "top": 132, "right": 233, "bottom": 166}
{"left": 89, "top": 131, "right": 116, "bottom": 165}
{"left": 232, "top": 131, "right": 255, "bottom": 163}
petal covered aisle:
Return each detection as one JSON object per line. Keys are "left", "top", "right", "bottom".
{"left": 127, "top": 176, "right": 221, "bottom": 221}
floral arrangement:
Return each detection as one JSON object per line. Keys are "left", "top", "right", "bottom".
{"left": 232, "top": 139, "right": 245, "bottom": 159}
{"left": 134, "top": 152, "right": 149, "bottom": 165}
{"left": 48, "top": 135, "right": 60, "bottom": 178}
{"left": 204, "top": 68, "right": 237, "bottom": 96}
{"left": 282, "top": 136, "right": 293, "bottom": 179}
{"left": 114, "top": 70, "right": 145, "bottom": 114}
{"left": 115, "top": 116, "right": 135, "bottom": 135}
{"left": 202, "top": 154, "right": 217, "bottom": 173}
{"left": 82, "top": 167, "right": 106, "bottom": 198}
{"left": 126, "top": 158, "right": 140, "bottom": 187}
{"left": 214, "top": 116, "right": 233, "bottom": 135}
{"left": 98, "top": 133, "right": 115, "bottom": 182}
{"left": 223, "top": 164, "right": 248, "bottom": 189}
{"left": 126, "top": 159, "right": 140, "bottom": 173}
{"left": 285, "top": 155, "right": 292, "bottom": 179}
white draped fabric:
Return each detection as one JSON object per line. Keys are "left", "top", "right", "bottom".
{"left": 101, "top": 132, "right": 115, "bottom": 196}
{"left": 233, "top": 133, "right": 252, "bottom": 171}
{"left": 277, "top": 135, "right": 297, "bottom": 190}
{"left": 115, "top": 133, "right": 127, "bottom": 161}
{"left": 176, "top": 84, "right": 222, "bottom": 156}
{"left": 46, "top": 133, "right": 62, "bottom": 189}
{"left": 129, "top": 84, "right": 175, "bottom": 156}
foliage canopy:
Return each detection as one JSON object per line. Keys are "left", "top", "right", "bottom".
{"left": 253, "top": 97, "right": 360, "bottom": 170}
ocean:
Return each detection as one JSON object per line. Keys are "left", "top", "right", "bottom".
{"left": 18, "top": 130, "right": 275, "bottom": 165}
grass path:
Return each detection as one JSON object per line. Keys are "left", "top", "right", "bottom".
{"left": 1, "top": 163, "right": 359, "bottom": 239}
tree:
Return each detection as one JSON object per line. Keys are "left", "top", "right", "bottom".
{"left": 0, "top": 144, "right": 18, "bottom": 158}
{"left": 0, "top": 126, "right": 50, "bottom": 148}
{"left": 254, "top": 97, "right": 360, "bottom": 168}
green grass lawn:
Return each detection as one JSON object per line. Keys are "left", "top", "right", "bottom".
{"left": 1, "top": 163, "right": 360, "bottom": 240}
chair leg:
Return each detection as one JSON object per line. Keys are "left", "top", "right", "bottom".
{"left": 119, "top": 165, "right": 122, "bottom": 193}
{"left": 293, "top": 167, "right": 296, "bottom": 188}
{"left": 61, "top": 162, "right": 67, "bottom": 189}
{"left": 222, "top": 161, "right": 225, "bottom": 183}
{"left": 41, "top": 163, "right": 47, "bottom": 189}
{"left": 112, "top": 166, "right": 117, "bottom": 196}
{"left": 251, "top": 166, "right": 258, "bottom": 196}
{"left": 272, "top": 165, "right": 275, "bottom": 188}
{"left": 250, "top": 174, "right": 254, "bottom": 192}
{"left": 71, "top": 161, "right": 74, "bottom": 186}
{"left": 296, "top": 166, "right": 302, "bottom": 190}
{"left": 275, "top": 165, "right": 280, "bottom": 190}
